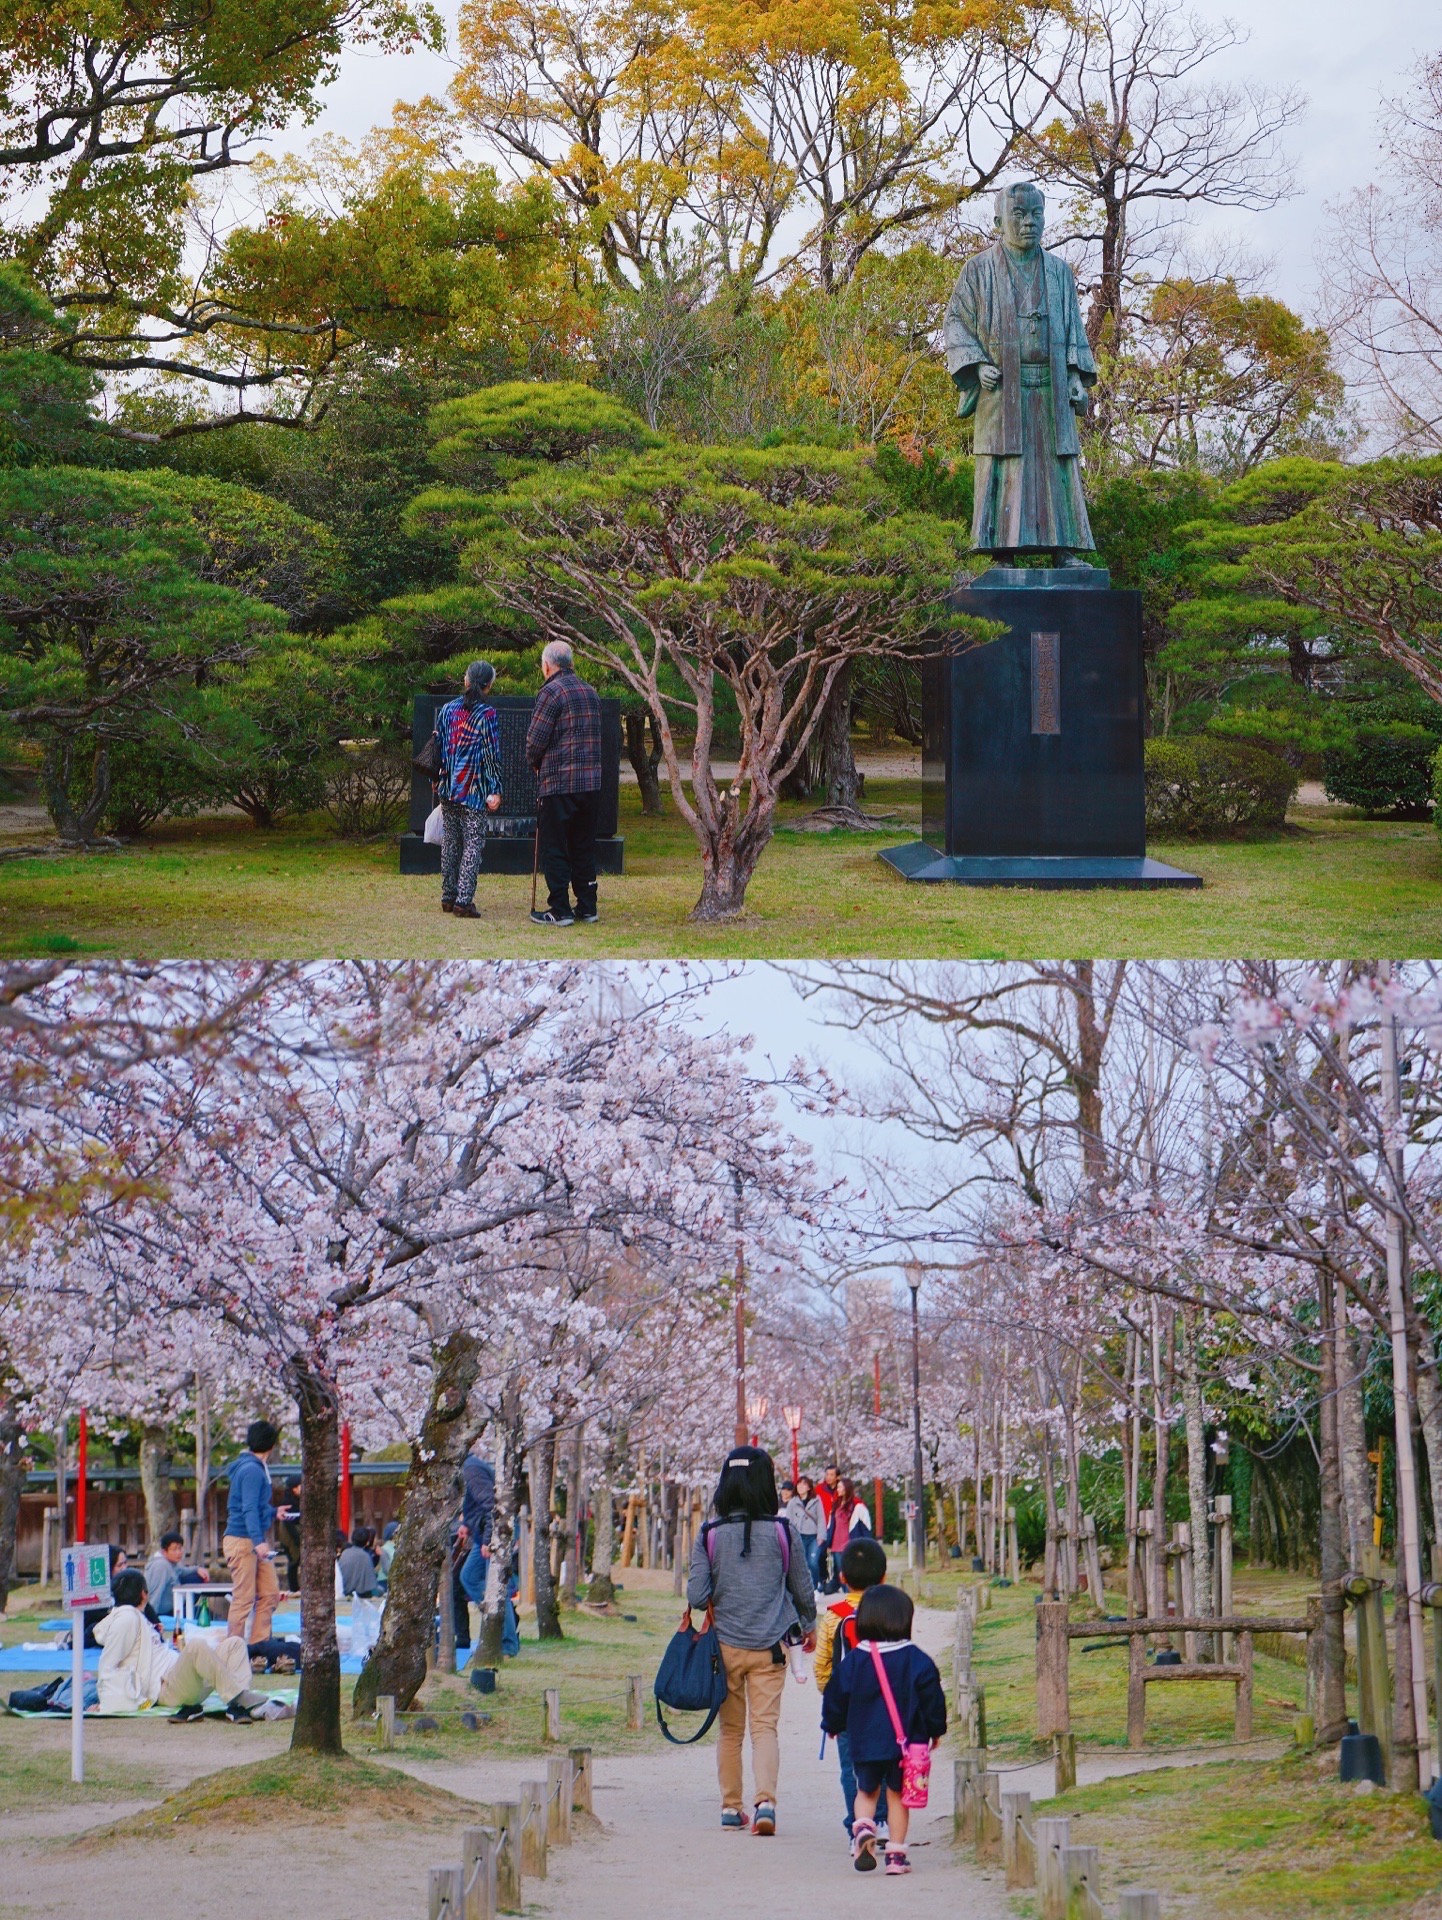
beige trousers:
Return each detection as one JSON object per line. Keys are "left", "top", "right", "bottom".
{"left": 717, "top": 1643, "right": 787, "bottom": 1810}
{"left": 222, "top": 1535, "right": 280, "bottom": 1643}
{"left": 158, "top": 1635, "right": 255, "bottom": 1708}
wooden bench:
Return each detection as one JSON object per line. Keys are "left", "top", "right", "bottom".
{"left": 1126, "top": 1630, "right": 1253, "bottom": 1747}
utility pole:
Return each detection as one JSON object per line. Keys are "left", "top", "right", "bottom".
{"left": 1379, "top": 973, "right": 1433, "bottom": 1789}
{"left": 873, "top": 1351, "right": 884, "bottom": 1547}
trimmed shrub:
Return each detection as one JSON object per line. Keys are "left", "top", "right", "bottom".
{"left": 1322, "top": 725, "right": 1438, "bottom": 819}
{"left": 1145, "top": 736, "right": 1298, "bottom": 838}
{"left": 324, "top": 745, "right": 410, "bottom": 839}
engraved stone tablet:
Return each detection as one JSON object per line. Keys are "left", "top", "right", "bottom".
{"left": 1031, "top": 631, "right": 1060, "bottom": 734}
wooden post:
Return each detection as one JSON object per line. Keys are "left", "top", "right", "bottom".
{"left": 1214, "top": 1494, "right": 1234, "bottom": 1663}
{"left": 1036, "top": 1599, "right": 1071, "bottom": 1738}
{"left": 480, "top": 1803, "right": 522, "bottom": 1914}
{"left": 462, "top": 1828, "right": 498, "bottom": 1920}
{"left": 377, "top": 1694, "right": 397, "bottom": 1750}
{"left": 953, "top": 1752, "right": 980, "bottom": 1842}
{"left": 1119, "top": 1894, "right": 1162, "bottom": 1920}
{"left": 543, "top": 1687, "right": 561, "bottom": 1743}
{"left": 1234, "top": 1630, "right": 1254, "bottom": 1742}
{"left": 568, "top": 1745, "right": 593, "bottom": 1814}
{"left": 429, "top": 1865, "right": 464, "bottom": 1920}
{"left": 1061, "top": 1844, "right": 1101, "bottom": 1919}
{"left": 1135, "top": 1512, "right": 1154, "bottom": 1622}
{"left": 1127, "top": 1630, "right": 1147, "bottom": 1750}
{"left": 1009, "top": 1511, "right": 1021, "bottom": 1585}
{"left": 1001, "top": 1790, "right": 1033, "bottom": 1888}
{"left": 519, "top": 1782, "right": 548, "bottom": 1880}
{"left": 544, "top": 1757, "right": 572, "bottom": 1844}
{"left": 976, "top": 1770, "right": 1002, "bottom": 1862}
{"left": 1355, "top": 1546, "right": 1393, "bottom": 1770}
{"left": 1034, "top": 1814, "right": 1072, "bottom": 1920}
{"left": 625, "top": 1673, "right": 644, "bottom": 1730}
{"left": 1080, "top": 1514, "right": 1105, "bottom": 1612}
{"left": 1053, "top": 1730, "right": 1077, "bottom": 1794}
{"left": 1174, "top": 1524, "right": 1196, "bottom": 1662}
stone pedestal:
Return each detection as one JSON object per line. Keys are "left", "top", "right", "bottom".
{"left": 398, "top": 691, "right": 625, "bottom": 876}
{"left": 880, "top": 568, "right": 1199, "bottom": 888}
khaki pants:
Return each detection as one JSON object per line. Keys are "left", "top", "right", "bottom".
{"left": 717, "top": 1643, "right": 787, "bottom": 1811}
{"left": 158, "top": 1635, "right": 255, "bottom": 1708}
{"left": 222, "top": 1535, "right": 279, "bottom": 1643}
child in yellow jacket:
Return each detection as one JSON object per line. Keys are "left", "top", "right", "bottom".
{"left": 815, "top": 1537, "right": 888, "bottom": 1837}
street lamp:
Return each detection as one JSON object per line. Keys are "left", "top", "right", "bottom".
{"left": 905, "top": 1260, "right": 925, "bottom": 1570}
{"left": 782, "top": 1405, "right": 802, "bottom": 1485}
{"left": 746, "top": 1395, "right": 768, "bottom": 1448}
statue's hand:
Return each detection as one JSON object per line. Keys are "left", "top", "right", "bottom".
{"left": 977, "top": 363, "right": 1002, "bottom": 391}
{"left": 1068, "top": 373, "right": 1089, "bottom": 412}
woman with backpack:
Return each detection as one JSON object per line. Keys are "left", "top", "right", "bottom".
{"left": 826, "top": 1477, "right": 872, "bottom": 1567}
{"left": 685, "top": 1446, "right": 817, "bottom": 1836}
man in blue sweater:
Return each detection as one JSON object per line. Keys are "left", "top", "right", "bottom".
{"left": 223, "top": 1419, "right": 280, "bottom": 1647}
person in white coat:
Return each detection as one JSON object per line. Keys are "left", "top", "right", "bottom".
{"left": 95, "top": 1570, "right": 286, "bottom": 1721}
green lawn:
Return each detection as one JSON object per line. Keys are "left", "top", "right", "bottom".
{"left": 3, "top": 781, "right": 1441, "bottom": 957}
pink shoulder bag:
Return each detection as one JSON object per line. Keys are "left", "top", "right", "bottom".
{"left": 867, "top": 1643, "right": 932, "bottom": 1809}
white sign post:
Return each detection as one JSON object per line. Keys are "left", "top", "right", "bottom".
{"left": 61, "top": 1544, "right": 111, "bottom": 1783}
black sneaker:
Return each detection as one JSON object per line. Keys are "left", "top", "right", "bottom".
{"left": 224, "top": 1698, "right": 257, "bottom": 1723}
{"left": 530, "top": 909, "right": 575, "bottom": 927}
{"left": 168, "top": 1702, "right": 205, "bottom": 1723}
{"left": 574, "top": 902, "right": 599, "bottom": 923}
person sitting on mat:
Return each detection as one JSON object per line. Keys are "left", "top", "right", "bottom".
{"left": 95, "top": 1570, "right": 290, "bottom": 1721}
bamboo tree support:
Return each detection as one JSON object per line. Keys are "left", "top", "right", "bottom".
{"left": 1346, "top": 1547, "right": 1394, "bottom": 1772}
{"left": 1174, "top": 1524, "right": 1196, "bottom": 1662}
{"left": 625, "top": 1673, "right": 644, "bottom": 1730}
{"left": 1080, "top": 1515, "right": 1105, "bottom": 1613}
{"left": 519, "top": 1782, "right": 548, "bottom": 1880}
{"left": 428, "top": 1865, "right": 464, "bottom": 1920}
{"left": 461, "top": 1827, "right": 498, "bottom": 1920}
{"left": 542, "top": 1687, "right": 561, "bottom": 1743}
{"left": 568, "top": 1745, "right": 593, "bottom": 1814}
{"left": 376, "top": 1694, "right": 396, "bottom": 1750}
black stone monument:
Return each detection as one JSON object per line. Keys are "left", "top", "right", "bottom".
{"left": 879, "top": 566, "right": 1200, "bottom": 888}
{"left": 398, "top": 691, "right": 625, "bottom": 877}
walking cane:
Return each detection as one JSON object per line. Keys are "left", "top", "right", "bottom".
{"left": 530, "top": 818, "right": 541, "bottom": 915}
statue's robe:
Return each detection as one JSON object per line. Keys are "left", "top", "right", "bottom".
{"left": 943, "top": 243, "right": 1098, "bottom": 555}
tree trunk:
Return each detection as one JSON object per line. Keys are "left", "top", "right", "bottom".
{"left": 1179, "top": 1309, "right": 1213, "bottom": 1654}
{"left": 1336, "top": 1295, "right": 1373, "bottom": 1565}
{"left": 688, "top": 805, "right": 775, "bottom": 922}
{"left": 0, "top": 1398, "right": 24, "bottom": 1612}
{"left": 818, "top": 665, "right": 864, "bottom": 809}
{"left": 478, "top": 1395, "right": 522, "bottom": 1663}
{"left": 1412, "top": 1316, "right": 1442, "bottom": 1545}
{"left": 1316, "top": 1269, "right": 1350, "bottom": 1744}
{"left": 530, "top": 1429, "right": 563, "bottom": 1641}
{"left": 624, "top": 712, "right": 665, "bottom": 814}
{"left": 587, "top": 1472, "right": 616, "bottom": 1607}
{"left": 138, "top": 1424, "right": 176, "bottom": 1547}
{"left": 290, "top": 1362, "right": 343, "bottom": 1756}
{"left": 562, "top": 1423, "right": 584, "bottom": 1607}
{"left": 43, "top": 737, "right": 112, "bottom": 846}
{"left": 353, "top": 1330, "right": 481, "bottom": 1717}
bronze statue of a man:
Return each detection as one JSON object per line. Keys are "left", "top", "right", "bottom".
{"left": 943, "top": 181, "right": 1098, "bottom": 565}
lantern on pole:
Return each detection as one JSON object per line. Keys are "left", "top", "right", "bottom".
{"left": 782, "top": 1405, "right": 802, "bottom": 1486}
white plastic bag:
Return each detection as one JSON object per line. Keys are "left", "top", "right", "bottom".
{"left": 350, "top": 1595, "right": 383, "bottom": 1659}
{"left": 423, "top": 805, "right": 445, "bottom": 846}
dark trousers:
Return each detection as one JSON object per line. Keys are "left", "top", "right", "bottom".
{"left": 538, "top": 790, "right": 600, "bottom": 914}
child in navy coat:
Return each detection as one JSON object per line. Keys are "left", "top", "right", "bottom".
{"left": 820, "top": 1583, "right": 947, "bottom": 1875}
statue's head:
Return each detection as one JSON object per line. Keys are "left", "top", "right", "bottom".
{"left": 995, "top": 181, "right": 1045, "bottom": 251}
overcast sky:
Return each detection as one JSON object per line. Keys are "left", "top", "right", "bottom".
{"left": 286, "top": 0, "right": 1433, "bottom": 318}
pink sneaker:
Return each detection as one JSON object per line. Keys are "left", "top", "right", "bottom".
{"left": 884, "top": 1849, "right": 912, "bottom": 1875}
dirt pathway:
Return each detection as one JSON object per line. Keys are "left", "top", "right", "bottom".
{"left": 402, "top": 1606, "right": 1013, "bottom": 1919}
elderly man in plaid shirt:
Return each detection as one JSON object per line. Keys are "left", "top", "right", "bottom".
{"left": 433, "top": 660, "right": 503, "bottom": 919}
{"left": 525, "top": 640, "right": 604, "bottom": 926}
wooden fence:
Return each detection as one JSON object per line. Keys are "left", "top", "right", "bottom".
{"left": 420, "top": 1741, "right": 593, "bottom": 1918}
